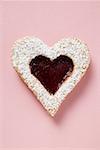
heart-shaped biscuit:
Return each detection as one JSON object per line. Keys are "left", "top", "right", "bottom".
{"left": 12, "top": 37, "right": 90, "bottom": 116}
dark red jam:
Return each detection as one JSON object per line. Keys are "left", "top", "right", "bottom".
{"left": 29, "top": 55, "right": 74, "bottom": 94}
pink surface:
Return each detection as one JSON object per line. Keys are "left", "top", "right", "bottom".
{"left": 0, "top": 1, "right": 100, "bottom": 149}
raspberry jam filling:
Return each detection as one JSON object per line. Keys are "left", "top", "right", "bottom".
{"left": 29, "top": 55, "right": 74, "bottom": 94}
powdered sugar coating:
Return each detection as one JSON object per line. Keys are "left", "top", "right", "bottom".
{"left": 12, "top": 37, "right": 90, "bottom": 116}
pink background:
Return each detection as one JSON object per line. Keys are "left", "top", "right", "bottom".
{"left": 0, "top": 1, "right": 100, "bottom": 149}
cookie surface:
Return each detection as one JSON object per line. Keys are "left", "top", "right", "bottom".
{"left": 12, "top": 37, "right": 90, "bottom": 116}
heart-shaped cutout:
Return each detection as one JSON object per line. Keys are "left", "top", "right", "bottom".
{"left": 29, "top": 55, "right": 74, "bottom": 94}
{"left": 12, "top": 37, "right": 90, "bottom": 116}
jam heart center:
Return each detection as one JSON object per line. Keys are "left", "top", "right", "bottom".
{"left": 29, "top": 55, "right": 74, "bottom": 94}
